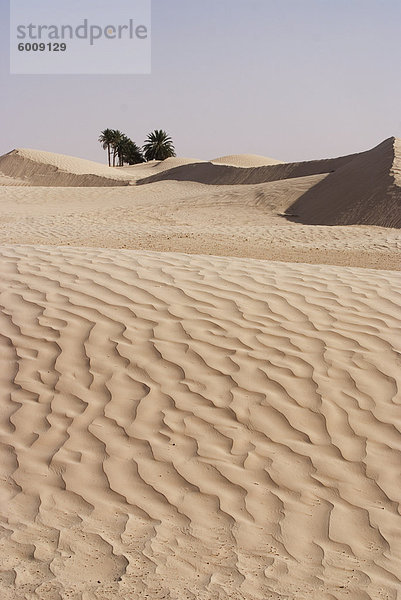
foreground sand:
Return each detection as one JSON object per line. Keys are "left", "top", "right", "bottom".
{"left": 1, "top": 244, "right": 400, "bottom": 600}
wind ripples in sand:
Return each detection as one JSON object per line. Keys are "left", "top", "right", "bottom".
{"left": 0, "top": 245, "right": 400, "bottom": 600}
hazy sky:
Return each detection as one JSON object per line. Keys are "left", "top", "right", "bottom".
{"left": 1, "top": 0, "right": 401, "bottom": 163}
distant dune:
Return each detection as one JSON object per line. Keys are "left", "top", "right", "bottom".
{"left": 137, "top": 152, "right": 357, "bottom": 186}
{"left": 287, "top": 137, "right": 401, "bottom": 227}
{"left": 134, "top": 138, "right": 401, "bottom": 229}
{"left": 121, "top": 156, "right": 206, "bottom": 180}
{"left": 0, "top": 148, "right": 132, "bottom": 186}
{"left": 211, "top": 154, "right": 284, "bottom": 167}
{"left": 125, "top": 154, "right": 285, "bottom": 182}
{"left": 1, "top": 139, "right": 400, "bottom": 227}
{"left": 0, "top": 245, "right": 400, "bottom": 600}
{"left": 0, "top": 139, "right": 400, "bottom": 268}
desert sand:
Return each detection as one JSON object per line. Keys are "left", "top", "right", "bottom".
{"left": 210, "top": 154, "right": 284, "bottom": 167}
{"left": 0, "top": 138, "right": 400, "bottom": 600}
{"left": 0, "top": 149, "right": 133, "bottom": 187}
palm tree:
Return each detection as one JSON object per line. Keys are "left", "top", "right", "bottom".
{"left": 98, "top": 128, "right": 115, "bottom": 166}
{"left": 110, "top": 129, "right": 124, "bottom": 167}
{"left": 99, "top": 129, "right": 145, "bottom": 166}
{"left": 114, "top": 133, "right": 127, "bottom": 167}
{"left": 143, "top": 130, "right": 176, "bottom": 161}
{"left": 111, "top": 134, "right": 145, "bottom": 166}
{"left": 122, "top": 139, "right": 145, "bottom": 165}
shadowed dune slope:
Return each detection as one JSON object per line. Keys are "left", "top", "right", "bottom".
{"left": 137, "top": 151, "right": 359, "bottom": 186}
{"left": 287, "top": 137, "right": 401, "bottom": 227}
{"left": 0, "top": 149, "right": 131, "bottom": 187}
{"left": 1, "top": 245, "right": 401, "bottom": 600}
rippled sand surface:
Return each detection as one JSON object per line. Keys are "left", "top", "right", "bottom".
{"left": 1, "top": 245, "right": 400, "bottom": 600}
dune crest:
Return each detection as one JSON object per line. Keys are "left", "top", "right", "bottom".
{"left": 211, "top": 154, "right": 284, "bottom": 167}
{"left": 287, "top": 137, "right": 401, "bottom": 227}
{"left": 134, "top": 137, "right": 401, "bottom": 228}
{"left": 137, "top": 152, "right": 358, "bottom": 186}
{"left": 121, "top": 156, "right": 206, "bottom": 180}
{"left": 0, "top": 148, "right": 132, "bottom": 187}
{"left": 0, "top": 245, "right": 400, "bottom": 600}
{"left": 0, "top": 137, "right": 400, "bottom": 227}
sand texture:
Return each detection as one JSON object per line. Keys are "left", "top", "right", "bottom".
{"left": 0, "top": 245, "right": 400, "bottom": 600}
{"left": 0, "top": 182, "right": 399, "bottom": 269}
{"left": 0, "top": 136, "right": 401, "bottom": 600}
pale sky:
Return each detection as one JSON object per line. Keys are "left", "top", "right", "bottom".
{"left": 1, "top": 0, "right": 401, "bottom": 163}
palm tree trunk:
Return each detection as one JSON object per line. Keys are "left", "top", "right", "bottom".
{"left": 107, "top": 145, "right": 111, "bottom": 167}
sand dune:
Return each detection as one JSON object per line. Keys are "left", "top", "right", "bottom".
{"left": 124, "top": 155, "right": 283, "bottom": 180}
{"left": 121, "top": 157, "right": 206, "bottom": 181}
{"left": 137, "top": 151, "right": 357, "bottom": 186}
{"left": 211, "top": 154, "right": 284, "bottom": 167}
{"left": 0, "top": 178, "right": 400, "bottom": 270}
{"left": 135, "top": 137, "right": 401, "bottom": 229}
{"left": 288, "top": 137, "right": 401, "bottom": 227}
{"left": 1, "top": 138, "right": 400, "bottom": 228}
{"left": 0, "top": 149, "right": 132, "bottom": 187}
{"left": 0, "top": 244, "right": 400, "bottom": 600}
{"left": 0, "top": 173, "right": 29, "bottom": 186}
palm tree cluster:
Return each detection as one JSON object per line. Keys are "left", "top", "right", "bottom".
{"left": 98, "top": 129, "right": 144, "bottom": 166}
{"left": 99, "top": 129, "right": 176, "bottom": 166}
